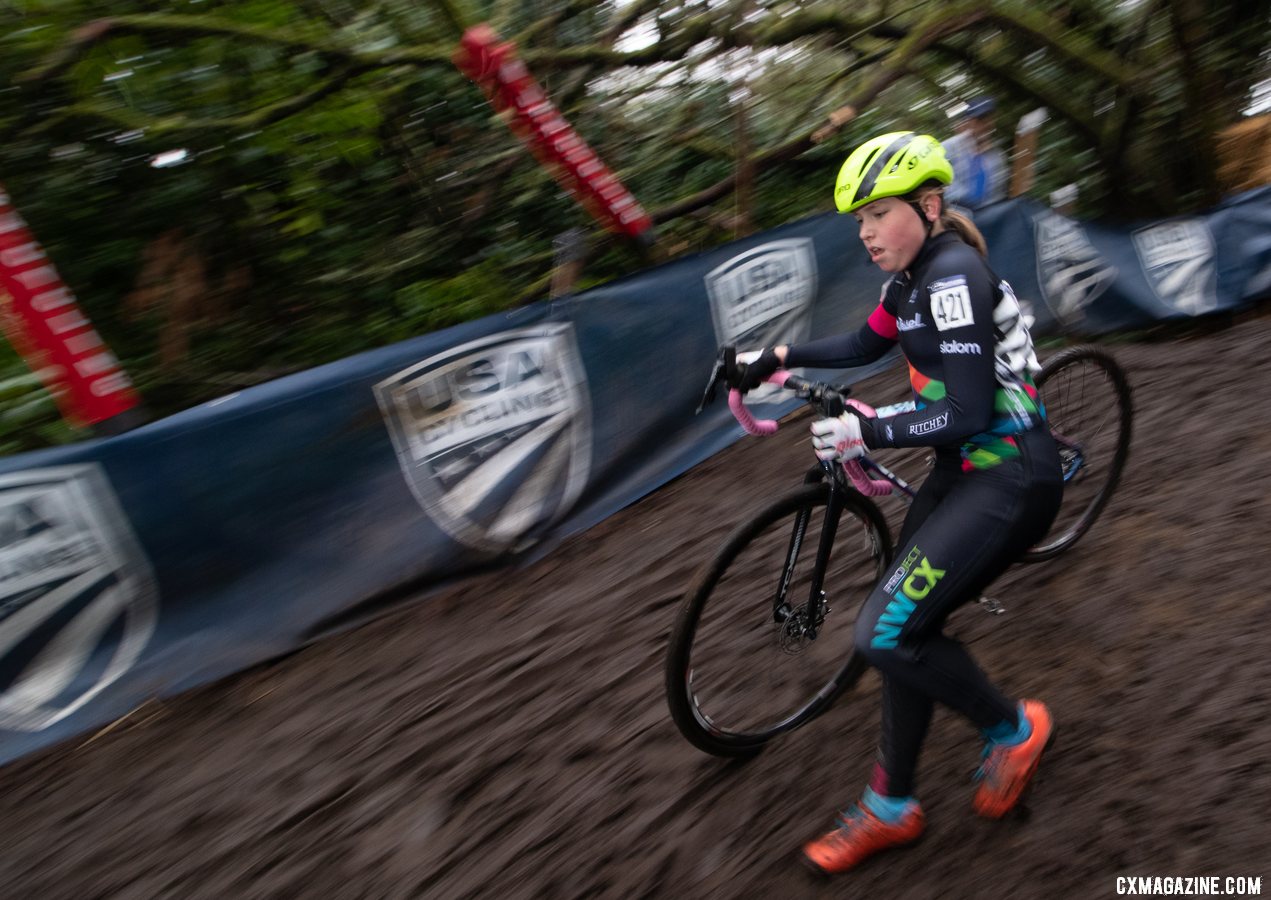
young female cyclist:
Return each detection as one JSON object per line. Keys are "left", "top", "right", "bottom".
{"left": 738, "top": 131, "right": 1064, "bottom": 875}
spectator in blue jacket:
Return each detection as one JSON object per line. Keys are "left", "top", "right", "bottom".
{"left": 943, "top": 97, "right": 1008, "bottom": 212}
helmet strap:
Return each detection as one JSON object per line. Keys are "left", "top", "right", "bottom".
{"left": 909, "top": 200, "right": 934, "bottom": 235}
{"left": 909, "top": 189, "right": 945, "bottom": 235}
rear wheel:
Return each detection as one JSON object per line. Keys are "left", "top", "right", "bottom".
{"left": 665, "top": 484, "right": 892, "bottom": 757}
{"left": 1021, "top": 345, "right": 1132, "bottom": 563}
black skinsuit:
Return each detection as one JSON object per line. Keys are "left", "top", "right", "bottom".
{"left": 785, "top": 230, "right": 1063, "bottom": 796}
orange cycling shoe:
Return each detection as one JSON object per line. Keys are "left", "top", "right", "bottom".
{"left": 802, "top": 802, "right": 925, "bottom": 875}
{"left": 973, "top": 699, "right": 1054, "bottom": 818}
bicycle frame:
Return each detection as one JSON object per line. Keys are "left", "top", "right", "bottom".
{"left": 1050, "top": 432, "right": 1086, "bottom": 483}
{"left": 709, "top": 348, "right": 1101, "bottom": 633}
{"left": 734, "top": 374, "right": 909, "bottom": 644}
{"left": 725, "top": 368, "right": 1076, "bottom": 621}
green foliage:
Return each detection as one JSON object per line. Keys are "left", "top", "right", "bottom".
{"left": 0, "top": 344, "right": 89, "bottom": 455}
{"left": 0, "top": 0, "right": 1266, "bottom": 455}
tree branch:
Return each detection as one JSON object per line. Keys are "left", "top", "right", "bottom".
{"left": 651, "top": 3, "right": 987, "bottom": 224}
{"left": 923, "top": 45, "right": 1103, "bottom": 147}
{"left": 21, "top": 13, "right": 455, "bottom": 88}
{"left": 512, "top": 0, "right": 600, "bottom": 45}
{"left": 26, "top": 66, "right": 371, "bottom": 143}
{"left": 545, "top": 0, "right": 664, "bottom": 111}
{"left": 433, "top": 0, "right": 475, "bottom": 38}
{"left": 648, "top": 0, "right": 1160, "bottom": 225}
{"left": 22, "top": 2, "right": 1146, "bottom": 93}
{"left": 975, "top": 3, "right": 1141, "bottom": 93}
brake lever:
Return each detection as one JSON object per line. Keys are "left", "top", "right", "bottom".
{"left": 696, "top": 345, "right": 737, "bottom": 414}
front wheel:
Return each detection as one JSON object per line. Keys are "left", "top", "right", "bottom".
{"left": 1021, "top": 345, "right": 1133, "bottom": 563}
{"left": 665, "top": 484, "right": 892, "bottom": 757}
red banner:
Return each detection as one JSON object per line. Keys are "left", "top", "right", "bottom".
{"left": 0, "top": 184, "right": 141, "bottom": 427}
{"left": 454, "top": 24, "right": 654, "bottom": 241}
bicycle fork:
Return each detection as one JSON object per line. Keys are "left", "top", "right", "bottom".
{"left": 772, "top": 481, "right": 842, "bottom": 642}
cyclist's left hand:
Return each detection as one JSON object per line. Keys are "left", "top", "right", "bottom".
{"left": 811, "top": 413, "right": 865, "bottom": 461}
{"left": 735, "top": 348, "right": 781, "bottom": 392}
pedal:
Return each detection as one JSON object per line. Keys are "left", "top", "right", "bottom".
{"left": 978, "top": 596, "right": 1005, "bottom": 615}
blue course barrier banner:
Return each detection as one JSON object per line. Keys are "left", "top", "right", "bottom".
{"left": 974, "top": 187, "right": 1271, "bottom": 334}
{"left": 1, "top": 189, "right": 1268, "bottom": 764}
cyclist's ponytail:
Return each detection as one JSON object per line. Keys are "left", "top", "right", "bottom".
{"left": 942, "top": 206, "right": 988, "bottom": 257}
{"left": 911, "top": 186, "right": 988, "bottom": 257}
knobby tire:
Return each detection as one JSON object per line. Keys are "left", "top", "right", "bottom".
{"left": 665, "top": 483, "right": 892, "bottom": 757}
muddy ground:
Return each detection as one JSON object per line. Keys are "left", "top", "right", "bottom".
{"left": 1, "top": 316, "right": 1269, "bottom": 899}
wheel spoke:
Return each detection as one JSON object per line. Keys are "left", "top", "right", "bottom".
{"left": 1022, "top": 347, "right": 1132, "bottom": 562}
{"left": 665, "top": 487, "right": 888, "bottom": 755}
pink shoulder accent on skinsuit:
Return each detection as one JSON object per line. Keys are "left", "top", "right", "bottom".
{"left": 868, "top": 302, "right": 898, "bottom": 340}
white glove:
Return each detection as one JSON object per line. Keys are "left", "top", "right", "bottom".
{"left": 810, "top": 413, "right": 865, "bottom": 462}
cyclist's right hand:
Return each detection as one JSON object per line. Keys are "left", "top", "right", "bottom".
{"left": 811, "top": 413, "right": 866, "bottom": 462}
{"left": 735, "top": 347, "right": 781, "bottom": 392}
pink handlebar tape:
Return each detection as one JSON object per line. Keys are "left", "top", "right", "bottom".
{"left": 727, "top": 371, "right": 790, "bottom": 435}
{"left": 728, "top": 372, "right": 895, "bottom": 497}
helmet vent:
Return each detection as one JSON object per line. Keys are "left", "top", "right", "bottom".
{"left": 858, "top": 147, "right": 882, "bottom": 178}
{"left": 857, "top": 132, "right": 915, "bottom": 201}
{"left": 834, "top": 131, "right": 952, "bottom": 213}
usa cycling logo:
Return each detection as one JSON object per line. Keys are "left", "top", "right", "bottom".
{"left": 705, "top": 238, "right": 817, "bottom": 349}
{"left": 0, "top": 464, "right": 158, "bottom": 732}
{"left": 1132, "top": 219, "right": 1217, "bottom": 316}
{"left": 1034, "top": 211, "right": 1117, "bottom": 325}
{"left": 375, "top": 324, "right": 592, "bottom": 553}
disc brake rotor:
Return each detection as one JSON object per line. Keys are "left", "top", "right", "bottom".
{"left": 778, "top": 603, "right": 828, "bottom": 654}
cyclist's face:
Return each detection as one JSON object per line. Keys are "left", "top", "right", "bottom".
{"left": 854, "top": 197, "right": 927, "bottom": 273}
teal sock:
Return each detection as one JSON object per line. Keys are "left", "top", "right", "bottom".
{"left": 983, "top": 702, "right": 1032, "bottom": 746}
{"left": 861, "top": 786, "right": 916, "bottom": 824}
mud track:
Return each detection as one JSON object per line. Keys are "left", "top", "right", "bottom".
{"left": 1, "top": 317, "right": 1269, "bottom": 898}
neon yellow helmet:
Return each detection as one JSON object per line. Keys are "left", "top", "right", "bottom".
{"left": 833, "top": 131, "right": 954, "bottom": 214}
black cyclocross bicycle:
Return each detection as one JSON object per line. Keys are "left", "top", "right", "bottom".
{"left": 664, "top": 345, "right": 1132, "bottom": 758}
